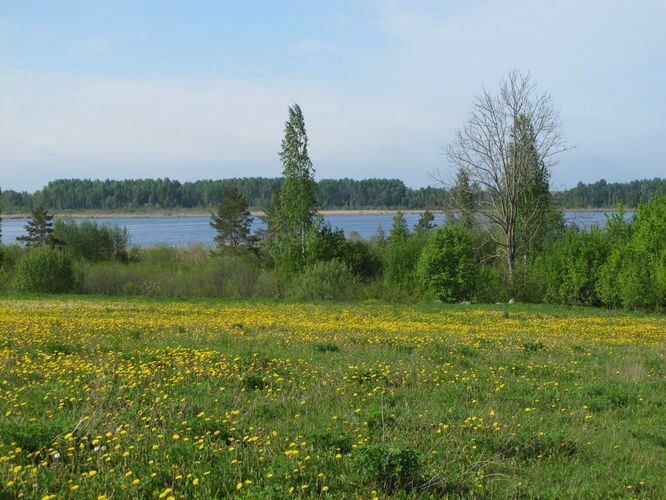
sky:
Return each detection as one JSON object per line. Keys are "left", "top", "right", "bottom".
{"left": 1, "top": 0, "right": 664, "bottom": 192}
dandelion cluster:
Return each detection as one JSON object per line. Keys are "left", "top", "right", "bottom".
{"left": 0, "top": 298, "right": 664, "bottom": 497}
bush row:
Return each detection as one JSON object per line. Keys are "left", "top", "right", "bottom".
{"left": 1, "top": 195, "right": 664, "bottom": 310}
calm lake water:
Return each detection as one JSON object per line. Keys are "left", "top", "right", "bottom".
{"left": 2, "top": 211, "right": 632, "bottom": 247}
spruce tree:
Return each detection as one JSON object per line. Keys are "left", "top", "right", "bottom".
{"left": 210, "top": 185, "right": 253, "bottom": 252}
{"left": 17, "top": 207, "right": 62, "bottom": 247}
{"left": 414, "top": 210, "right": 436, "bottom": 233}
{"left": 0, "top": 207, "right": 3, "bottom": 244}
{"left": 389, "top": 211, "right": 409, "bottom": 242}
{"left": 510, "top": 114, "right": 562, "bottom": 254}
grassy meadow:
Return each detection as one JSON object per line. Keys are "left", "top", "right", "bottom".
{"left": 0, "top": 296, "right": 664, "bottom": 498}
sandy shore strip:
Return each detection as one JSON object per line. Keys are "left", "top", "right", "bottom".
{"left": 2, "top": 207, "right": 627, "bottom": 219}
{"left": 2, "top": 209, "right": 443, "bottom": 219}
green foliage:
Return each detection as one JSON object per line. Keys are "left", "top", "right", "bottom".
{"left": 340, "top": 239, "right": 382, "bottom": 280}
{"left": 0, "top": 245, "right": 24, "bottom": 291}
{"left": 540, "top": 227, "right": 609, "bottom": 306}
{"left": 2, "top": 176, "right": 665, "bottom": 213}
{"left": 14, "top": 247, "right": 75, "bottom": 293}
{"left": 53, "top": 219, "right": 129, "bottom": 262}
{"left": 597, "top": 194, "right": 666, "bottom": 310}
{"left": 315, "top": 342, "right": 340, "bottom": 352}
{"left": 452, "top": 169, "right": 476, "bottom": 229}
{"left": 17, "top": 206, "right": 62, "bottom": 247}
{"left": 554, "top": 177, "right": 666, "bottom": 209}
{"left": 389, "top": 211, "right": 409, "bottom": 242}
{"left": 414, "top": 210, "right": 436, "bottom": 233}
{"left": 81, "top": 253, "right": 266, "bottom": 298}
{"left": 354, "top": 445, "right": 422, "bottom": 491}
{"left": 210, "top": 185, "right": 254, "bottom": 253}
{"left": 586, "top": 382, "right": 636, "bottom": 412}
{"left": 305, "top": 222, "right": 347, "bottom": 264}
{"left": 0, "top": 418, "right": 73, "bottom": 452}
{"left": 474, "top": 264, "right": 509, "bottom": 303}
{"left": 383, "top": 214, "right": 425, "bottom": 294}
{"left": 0, "top": 177, "right": 450, "bottom": 212}
{"left": 417, "top": 225, "right": 478, "bottom": 302}
{"left": 272, "top": 104, "right": 318, "bottom": 266}
{"left": 305, "top": 223, "right": 381, "bottom": 280}
{"left": 242, "top": 373, "right": 265, "bottom": 391}
{"left": 523, "top": 340, "right": 545, "bottom": 352}
{"left": 288, "top": 259, "right": 358, "bottom": 301}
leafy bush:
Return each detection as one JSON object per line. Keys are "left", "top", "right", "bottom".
{"left": 416, "top": 225, "right": 478, "bottom": 302}
{"left": 82, "top": 253, "right": 261, "bottom": 297}
{"left": 306, "top": 223, "right": 347, "bottom": 264}
{"left": 597, "top": 195, "right": 666, "bottom": 310}
{"left": 305, "top": 223, "right": 382, "bottom": 280}
{"left": 540, "top": 227, "right": 609, "bottom": 306}
{"left": 288, "top": 259, "right": 358, "bottom": 300}
{"left": 14, "top": 247, "right": 76, "bottom": 293}
{"left": 340, "top": 239, "right": 382, "bottom": 280}
{"left": 474, "top": 264, "right": 509, "bottom": 303}
{"left": 354, "top": 445, "right": 422, "bottom": 491}
{"left": 315, "top": 342, "right": 340, "bottom": 352}
{"left": 384, "top": 235, "right": 426, "bottom": 293}
{"left": 0, "top": 245, "right": 25, "bottom": 291}
{"left": 54, "top": 219, "right": 129, "bottom": 262}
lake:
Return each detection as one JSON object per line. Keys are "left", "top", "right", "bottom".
{"left": 1, "top": 211, "right": 632, "bottom": 247}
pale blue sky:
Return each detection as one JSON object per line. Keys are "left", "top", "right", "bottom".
{"left": 1, "top": 0, "right": 664, "bottom": 191}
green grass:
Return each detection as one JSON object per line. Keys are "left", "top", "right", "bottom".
{"left": 0, "top": 295, "right": 664, "bottom": 498}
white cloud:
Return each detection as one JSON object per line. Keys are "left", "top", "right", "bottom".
{"left": 1, "top": 1, "right": 664, "bottom": 191}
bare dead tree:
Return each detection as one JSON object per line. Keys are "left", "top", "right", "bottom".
{"left": 445, "top": 69, "right": 568, "bottom": 278}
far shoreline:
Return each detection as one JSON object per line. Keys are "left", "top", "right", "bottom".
{"left": 2, "top": 207, "right": 633, "bottom": 219}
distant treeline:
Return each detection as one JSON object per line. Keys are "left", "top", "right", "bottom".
{"left": 553, "top": 177, "right": 665, "bottom": 208}
{"left": 0, "top": 176, "right": 663, "bottom": 212}
{"left": 0, "top": 178, "right": 445, "bottom": 212}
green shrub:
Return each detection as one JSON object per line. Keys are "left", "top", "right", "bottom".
{"left": 540, "top": 227, "right": 608, "bottom": 306}
{"left": 54, "top": 219, "right": 129, "bottom": 262}
{"left": 354, "top": 445, "right": 422, "bottom": 491}
{"left": 340, "top": 239, "right": 382, "bottom": 280}
{"left": 315, "top": 342, "right": 340, "bottom": 352}
{"left": 306, "top": 223, "right": 347, "bottom": 264}
{"left": 253, "top": 270, "right": 279, "bottom": 297}
{"left": 384, "top": 235, "right": 425, "bottom": 293}
{"left": 82, "top": 253, "right": 261, "bottom": 297}
{"left": 416, "top": 225, "right": 478, "bottom": 302}
{"left": 14, "top": 247, "right": 75, "bottom": 293}
{"left": 0, "top": 245, "right": 25, "bottom": 291}
{"left": 597, "top": 195, "right": 666, "bottom": 310}
{"left": 474, "top": 264, "right": 509, "bottom": 303}
{"left": 289, "top": 259, "right": 358, "bottom": 300}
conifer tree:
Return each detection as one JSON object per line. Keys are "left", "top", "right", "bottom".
{"left": 510, "top": 114, "right": 562, "bottom": 253}
{"left": 210, "top": 186, "right": 254, "bottom": 252}
{"left": 452, "top": 169, "right": 476, "bottom": 229}
{"left": 17, "top": 207, "right": 62, "bottom": 247}
{"left": 389, "top": 211, "right": 409, "bottom": 242}
{"left": 414, "top": 210, "right": 436, "bottom": 233}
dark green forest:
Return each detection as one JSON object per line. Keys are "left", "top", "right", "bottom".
{"left": 0, "top": 178, "right": 444, "bottom": 212}
{"left": 1, "top": 176, "right": 663, "bottom": 212}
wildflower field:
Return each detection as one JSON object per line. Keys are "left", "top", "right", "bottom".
{"left": 0, "top": 297, "right": 664, "bottom": 498}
